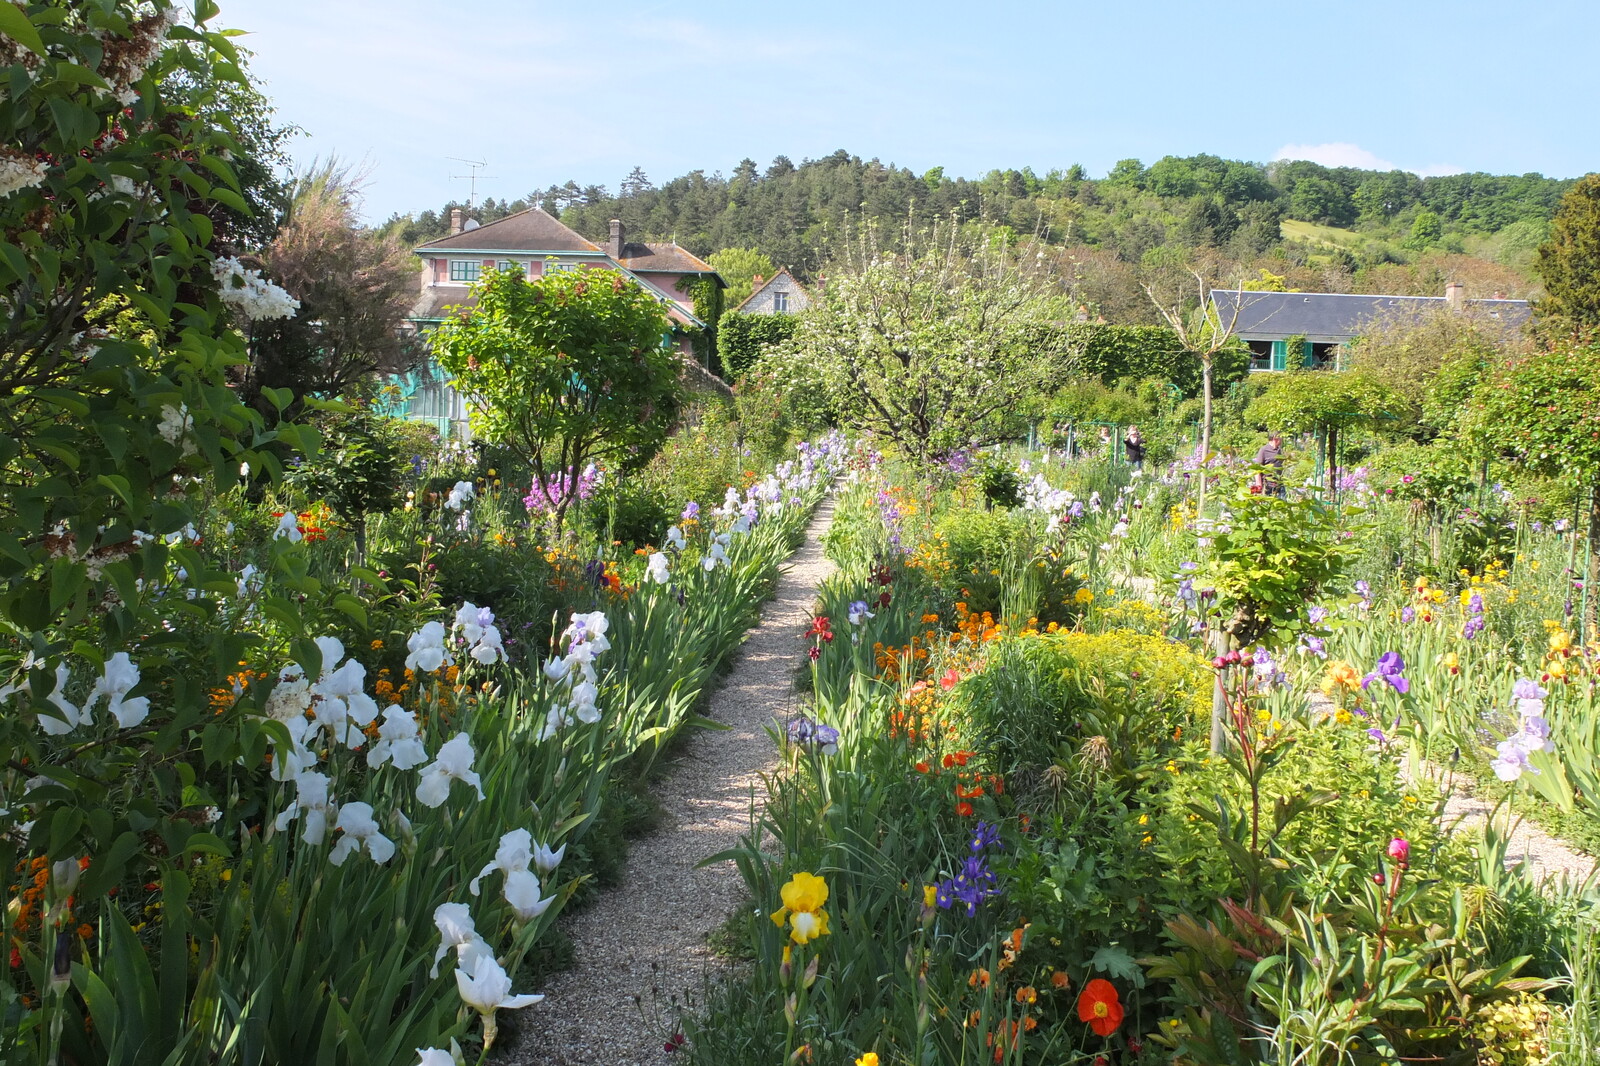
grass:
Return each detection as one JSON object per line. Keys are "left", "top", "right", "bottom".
{"left": 1280, "top": 218, "right": 1365, "bottom": 249}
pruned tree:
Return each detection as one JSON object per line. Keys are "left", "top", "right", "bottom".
{"left": 800, "top": 220, "right": 1076, "bottom": 465}
{"left": 1141, "top": 254, "right": 1256, "bottom": 512}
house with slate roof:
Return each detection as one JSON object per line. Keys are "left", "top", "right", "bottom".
{"left": 736, "top": 268, "right": 809, "bottom": 315}
{"left": 1210, "top": 283, "right": 1530, "bottom": 372}
{"left": 396, "top": 209, "right": 726, "bottom": 436}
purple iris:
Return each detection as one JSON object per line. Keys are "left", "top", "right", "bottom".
{"left": 682, "top": 501, "right": 700, "bottom": 520}
{"left": 1302, "top": 634, "right": 1327, "bottom": 658}
{"left": 1400, "top": 606, "right": 1415, "bottom": 623}
{"left": 1463, "top": 616, "right": 1485, "bottom": 640}
{"left": 1362, "top": 651, "right": 1409, "bottom": 694}
{"left": 969, "top": 821, "right": 1002, "bottom": 854}
{"left": 1308, "top": 606, "right": 1328, "bottom": 625}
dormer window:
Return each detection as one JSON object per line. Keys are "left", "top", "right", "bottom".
{"left": 772, "top": 290, "right": 789, "bottom": 312}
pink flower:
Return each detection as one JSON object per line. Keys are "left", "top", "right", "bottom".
{"left": 1387, "top": 837, "right": 1409, "bottom": 864}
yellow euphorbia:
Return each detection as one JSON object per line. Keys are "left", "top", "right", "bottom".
{"left": 771, "top": 871, "right": 831, "bottom": 945}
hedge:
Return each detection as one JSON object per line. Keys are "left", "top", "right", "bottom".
{"left": 718, "top": 311, "right": 799, "bottom": 380}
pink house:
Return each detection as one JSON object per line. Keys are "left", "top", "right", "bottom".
{"left": 410, "top": 207, "right": 724, "bottom": 362}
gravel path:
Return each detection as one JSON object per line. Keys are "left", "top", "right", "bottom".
{"left": 504, "top": 501, "right": 836, "bottom": 1066}
{"left": 1432, "top": 767, "right": 1596, "bottom": 885}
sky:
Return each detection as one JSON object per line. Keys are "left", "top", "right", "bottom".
{"left": 220, "top": 0, "right": 1600, "bottom": 224}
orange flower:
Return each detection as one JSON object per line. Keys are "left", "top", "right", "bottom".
{"left": 1016, "top": 985, "right": 1037, "bottom": 1005}
{"left": 955, "top": 801, "right": 974, "bottom": 817}
{"left": 968, "top": 968, "right": 991, "bottom": 988}
{"left": 915, "top": 761, "right": 931, "bottom": 774}
{"left": 1077, "top": 978, "right": 1124, "bottom": 1037}
{"left": 1050, "top": 970, "right": 1070, "bottom": 989}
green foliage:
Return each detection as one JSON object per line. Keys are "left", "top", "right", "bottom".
{"left": 583, "top": 478, "right": 672, "bottom": 550}
{"left": 1246, "top": 369, "right": 1403, "bottom": 436}
{"left": 707, "top": 246, "right": 775, "bottom": 310}
{"left": 429, "top": 266, "right": 682, "bottom": 518}
{"left": 1194, "top": 482, "right": 1361, "bottom": 646}
{"left": 717, "top": 310, "right": 799, "bottom": 380}
{"left": 1464, "top": 340, "right": 1600, "bottom": 483}
{"left": 1534, "top": 173, "right": 1600, "bottom": 338}
{"left": 975, "top": 455, "right": 1022, "bottom": 508}
{"left": 958, "top": 629, "right": 1210, "bottom": 783}
{"left": 285, "top": 400, "right": 410, "bottom": 543}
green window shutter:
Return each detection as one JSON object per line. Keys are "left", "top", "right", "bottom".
{"left": 1270, "top": 340, "right": 1287, "bottom": 371}
{"left": 1302, "top": 340, "right": 1315, "bottom": 368}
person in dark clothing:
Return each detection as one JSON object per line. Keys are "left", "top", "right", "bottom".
{"left": 1124, "top": 426, "right": 1145, "bottom": 473}
{"left": 1253, "top": 433, "right": 1285, "bottom": 496}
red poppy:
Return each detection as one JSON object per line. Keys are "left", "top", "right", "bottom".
{"left": 1077, "top": 978, "right": 1124, "bottom": 1037}
{"left": 955, "top": 801, "right": 974, "bottom": 817}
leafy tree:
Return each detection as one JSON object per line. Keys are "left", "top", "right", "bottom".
{"left": 0, "top": 8, "right": 317, "bottom": 1048}
{"left": 242, "top": 161, "right": 421, "bottom": 414}
{"left": 1463, "top": 341, "right": 1600, "bottom": 633}
{"left": 429, "top": 266, "right": 680, "bottom": 523}
{"left": 1533, "top": 173, "right": 1600, "bottom": 338}
{"left": 1344, "top": 303, "right": 1526, "bottom": 438}
{"left": 799, "top": 222, "right": 1074, "bottom": 464}
{"left": 1288, "top": 176, "right": 1353, "bottom": 226}
{"left": 708, "top": 246, "right": 776, "bottom": 310}
{"left": 1405, "top": 210, "right": 1443, "bottom": 251}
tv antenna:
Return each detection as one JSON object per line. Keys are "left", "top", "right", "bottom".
{"left": 447, "top": 158, "right": 497, "bottom": 207}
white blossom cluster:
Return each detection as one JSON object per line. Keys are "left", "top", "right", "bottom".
{"left": 1020, "top": 472, "right": 1075, "bottom": 515}
{"left": 536, "top": 611, "right": 610, "bottom": 740}
{"left": 211, "top": 256, "right": 299, "bottom": 321}
{"left": 0, "top": 149, "right": 47, "bottom": 199}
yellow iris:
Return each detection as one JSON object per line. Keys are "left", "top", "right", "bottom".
{"left": 856, "top": 1055, "right": 879, "bottom": 1066}
{"left": 771, "top": 871, "right": 832, "bottom": 945}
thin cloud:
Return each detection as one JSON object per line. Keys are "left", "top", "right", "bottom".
{"left": 1273, "top": 142, "right": 1462, "bottom": 177}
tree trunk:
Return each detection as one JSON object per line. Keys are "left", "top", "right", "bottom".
{"left": 1198, "top": 355, "right": 1213, "bottom": 518}
{"left": 1209, "top": 627, "right": 1231, "bottom": 754}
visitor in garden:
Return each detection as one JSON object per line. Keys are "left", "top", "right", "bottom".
{"left": 1098, "top": 425, "right": 1112, "bottom": 459}
{"left": 1124, "top": 426, "right": 1145, "bottom": 474}
{"left": 1253, "top": 432, "right": 1286, "bottom": 497}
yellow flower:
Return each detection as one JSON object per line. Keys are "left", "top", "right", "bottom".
{"left": 771, "top": 871, "right": 831, "bottom": 945}
{"left": 1321, "top": 660, "right": 1360, "bottom": 696}
{"left": 1073, "top": 588, "right": 1095, "bottom": 605}
{"left": 923, "top": 884, "right": 938, "bottom": 908}
{"left": 856, "top": 1055, "right": 879, "bottom": 1066}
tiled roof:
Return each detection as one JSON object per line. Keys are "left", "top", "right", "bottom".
{"left": 616, "top": 241, "right": 718, "bottom": 276}
{"left": 417, "top": 208, "right": 602, "bottom": 254}
{"left": 1210, "top": 289, "right": 1530, "bottom": 342}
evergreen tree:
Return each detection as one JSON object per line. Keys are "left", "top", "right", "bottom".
{"left": 1534, "top": 173, "right": 1600, "bottom": 338}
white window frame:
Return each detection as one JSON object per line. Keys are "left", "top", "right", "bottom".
{"left": 771, "top": 290, "right": 789, "bottom": 312}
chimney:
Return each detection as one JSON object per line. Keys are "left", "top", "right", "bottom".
{"left": 449, "top": 208, "right": 463, "bottom": 235}
{"left": 608, "top": 219, "right": 624, "bottom": 261}
{"left": 751, "top": 274, "right": 764, "bottom": 289}
{"left": 1444, "top": 281, "right": 1465, "bottom": 311}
